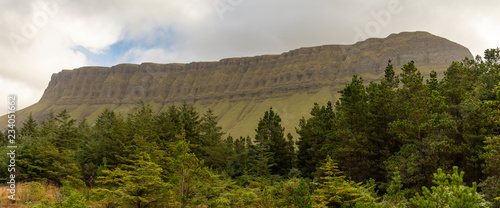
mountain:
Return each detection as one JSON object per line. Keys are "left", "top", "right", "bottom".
{"left": 3, "top": 31, "right": 473, "bottom": 138}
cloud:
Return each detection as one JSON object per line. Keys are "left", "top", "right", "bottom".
{"left": 1, "top": 0, "right": 499, "bottom": 115}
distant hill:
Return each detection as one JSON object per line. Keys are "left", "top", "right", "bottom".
{"left": 2, "top": 31, "right": 473, "bottom": 138}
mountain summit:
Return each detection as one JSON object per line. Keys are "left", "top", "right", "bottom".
{"left": 8, "top": 31, "right": 473, "bottom": 137}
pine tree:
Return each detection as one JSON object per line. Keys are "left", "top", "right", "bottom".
{"left": 384, "top": 59, "right": 399, "bottom": 89}
{"left": 179, "top": 103, "right": 201, "bottom": 147}
{"left": 17, "top": 136, "right": 81, "bottom": 185}
{"left": 253, "top": 107, "right": 294, "bottom": 176}
{"left": 20, "top": 113, "right": 38, "bottom": 137}
{"left": 127, "top": 101, "right": 155, "bottom": 135}
{"left": 199, "top": 109, "right": 229, "bottom": 170}
{"left": 154, "top": 105, "right": 182, "bottom": 144}
{"left": 333, "top": 75, "right": 377, "bottom": 182}
{"left": 426, "top": 70, "right": 439, "bottom": 91}
{"left": 296, "top": 102, "right": 334, "bottom": 178}
{"left": 81, "top": 108, "right": 131, "bottom": 170}
{"left": 54, "top": 109, "right": 79, "bottom": 150}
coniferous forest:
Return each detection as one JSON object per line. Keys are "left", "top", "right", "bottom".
{"left": 1, "top": 48, "right": 500, "bottom": 207}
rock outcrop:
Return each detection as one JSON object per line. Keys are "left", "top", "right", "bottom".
{"left": 7, "top": 31, "right": 473, "bottom": 138}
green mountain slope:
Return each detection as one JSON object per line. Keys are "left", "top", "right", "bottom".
{"left": 2, "top": 31, "right": 472, "bottom": 138}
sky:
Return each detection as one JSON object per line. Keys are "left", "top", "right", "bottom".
{"left": 1, "top": 0, "right": 499, "bottom": 115}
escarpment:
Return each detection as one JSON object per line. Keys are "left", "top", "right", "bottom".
{"left": 7, "top": 31, "right": 473, "bottom": 138}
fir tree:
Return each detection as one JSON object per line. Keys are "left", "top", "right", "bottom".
{"left": 253, "top": 107, "right": 294, "bottom": 176}
{"left": 296, "top": 102, "right": 334, "bottom": 178}
{"left": 20, "top": 113, "right": 38, "bottom": 137}
{"left": 311, "top": 155, "right": 375, "bottom": 207}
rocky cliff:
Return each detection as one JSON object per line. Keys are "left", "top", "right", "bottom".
{"left": 8, "top": 31, "right": 473, "bottom": 138}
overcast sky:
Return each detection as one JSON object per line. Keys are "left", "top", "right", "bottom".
{"left": 1, "top": 0, "right": 499, "bottom": 115}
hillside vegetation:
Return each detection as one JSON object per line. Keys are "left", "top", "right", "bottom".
{"left": 1, "top": 48, "right": 499, "bottom": 207}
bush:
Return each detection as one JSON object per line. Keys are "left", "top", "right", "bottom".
{"left": 478, "top": 176, "right": 500, "bottom": 208}
{"left": 19, "top": 182, "right": 46, "bottom": 203}
{"left": 410, "top": 166, "right": 490, "bottom": 208}
{"left": 60, "top": 192, "right": 86, "bottom": 208}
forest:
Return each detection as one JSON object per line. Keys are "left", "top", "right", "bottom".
{"left": 1, "top": 48, "right": 500, "bottom": 207}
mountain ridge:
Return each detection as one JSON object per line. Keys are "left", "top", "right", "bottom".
{"left": 5, "top": 31, "right": 473, "bottom": 138}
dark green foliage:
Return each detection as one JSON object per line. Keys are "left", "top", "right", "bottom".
{"left": 154, "top": 105, "right": 183, "bottom": 143}
{"left": 79, "top": 108, "right": 131, "bottom": 169}
{"left": 296, "top": 101, "right": 334, "bottom": 178}
{"left": 427, "top": 70, "right": 439, "bottom": 91}
{"left": 333, "top": 75, "right": 379, "bottom": 182}
{"left": 20, "top": 113, "right": 38, "bottom": 137}
{"left": 253, "top": 107, "right": 295, "bottom": 176}
{"left": 384, "top": 59, "right": 399, "bottom": 88}
{"left": 17, "top": 136, "right": 81, "bottom": 185}
{"left": 126, "top": 101, "right": 156, "bottom": 142}
{"left": 199, "top": 109, "right": 230, "bottom": 170}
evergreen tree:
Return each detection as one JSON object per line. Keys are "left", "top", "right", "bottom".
{"left": 253, "top": 107, "right": 295, "bottom": 176}
{"left": 54, "top": 109, "right": 79, "bottom": 150}
{"left": 293, "top": 178, "right": 313, "bottom": 208}
{"left": 384, "top": 59, "right": 399, "bottom": 88}
{"left": 170, "top": 140, "right": 210, "bottom": 206}
{"left": 228, "top": 136, "right": 250, "bottom": 177}
{"left": 311, "top": 155, "right": 376, "bottom": 207}
{"left": 426, "top": 70, "right": 439, "bottom": 92}
{"left": 94, "top": 152, "right": 172, "bottom": 207}
{"left": 199, "top": 109, "right": 229, "bottom": 170}
{"left": 333, "top": 75, "right": 377, "bottom": 182}
{"left": 154, "top": 105, "right": 182, "bottom": 144}
{"left": 387, "top": 68, "right": 459, "bottom": 192}
{"left": 479, "top": 136, "right": 500, "bottom": 206}
{"left": 127, "top": 101, "right": 157, "bottom": 142}
{"left": 20, "top": 113, "right": 38, "bottom": 137}
{"left": 365, "top": 79, "right": 399, "bottom": 182}
{"left": 17, "top": 136, "right": 81, "bottom": 185}
{"left": 81, "top": 108, "right": 131, "bottom": 169}
{"left": 296, "top": 102, "right": 334, "bottom": 178}
{"left": 482, "top": 136, "right": 500, "bottom": 179}
{"left": 440, "top": 61, "right": 477, "bottom": 106}
{"left": 39, "top": 111, "right": 57, "bottom": 138}
{"left": 410, "top": 166, "right": 490, "bottom": 208}
{"left": 179, "top": 103, "right": 201, "bottom": 146}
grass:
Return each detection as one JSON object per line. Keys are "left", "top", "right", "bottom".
{"left": 0, "top": 60, "right": 451, "bottom": 141}
{"left": 0, "top": 182, "right": 61, "bottom": 207}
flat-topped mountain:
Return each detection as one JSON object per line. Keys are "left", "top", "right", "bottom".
{"left": 6, "top": 31, "right": 473, "bottom": 138}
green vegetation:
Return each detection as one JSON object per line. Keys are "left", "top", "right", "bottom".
{"left": 1, "top": 48, "right": 500, "bottom": 207}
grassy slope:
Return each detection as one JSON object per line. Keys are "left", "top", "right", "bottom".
{"left": 0, "top": 63, "right": 447, "bottom": 140}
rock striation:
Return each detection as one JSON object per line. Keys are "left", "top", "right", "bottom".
{"left": 8, "top": 31, "right": 473, "bottom": 137}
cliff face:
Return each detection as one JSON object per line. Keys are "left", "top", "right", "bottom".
{"left": 15, "top": 31, "right": 473, "bottom": 137}
{"left": 40, "top": 31, "right": 471, "bottom": 106}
